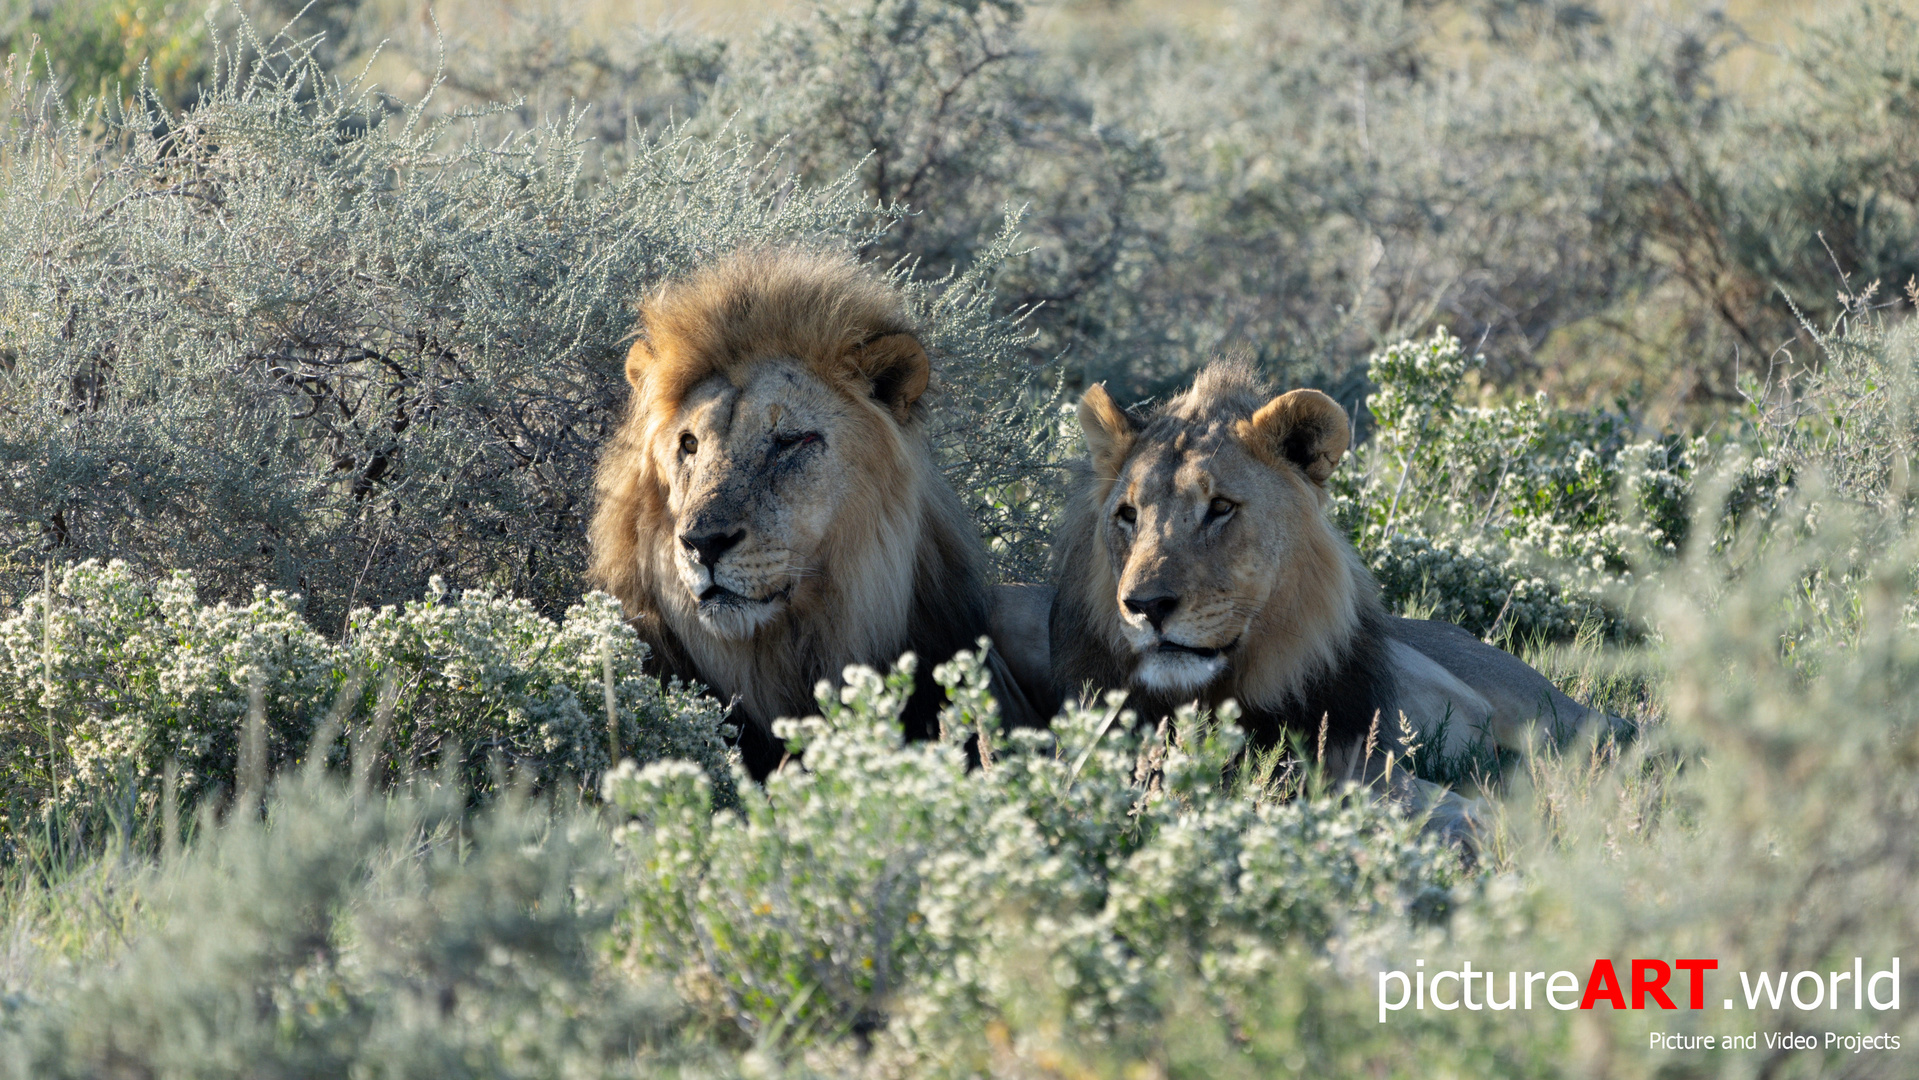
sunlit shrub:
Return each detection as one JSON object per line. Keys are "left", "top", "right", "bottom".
{"left": 1333, "top": 329, "right": 1708, "bottom": 641}
{"left": 0, "top": 559, "right": 732, "bottom": 837}
{"left": 603, "top": 648, "right": 1459, "bottom": 1053}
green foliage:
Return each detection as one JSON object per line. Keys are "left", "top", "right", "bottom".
{"left": 0, "top": 0, "right": 209, "bottom": 110}
{"left": 0, "top": 559, "right": 732, "bottom": 841}
{"left": 603, "top": 651, "right": 1459, "bottom": 1056}
{"left": 0, "top": 2, "right": 1917, "bottom": 1076}
{"left": 1570, "top": 1, "right": 1919, "bottom": 366}
{"left": 721, "top": 0, "right": 1163, "bottom": 380}
{"left": 1748, "top": 294, "right": 1919, "bottom": 518}
{"left": 5, "top": 472, "right": 1918, "bottom": 1075}
{"left": 1335, "top": 328, "right": 1703, "bottom": 641}
{"left": 0, "top": 777, "right": 712, "bottom": 1079}
{"left": 0, "top": 18, "right": 1057, "bottom": 627}
{"left": 47, "top": 0, "right": 1913, "bottom": 408}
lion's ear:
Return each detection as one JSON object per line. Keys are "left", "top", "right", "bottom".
{"left": 624, "top": 339, "right": 655, "bottom": 389}
{"left": 1241, "top": 388, "right": 1350, "bottom": 484}
{"left": 1078, "top": 383, "right": 1138, "bottom": 477}
{"left": 848, "top": 332, "right": 931, "bottom": 424}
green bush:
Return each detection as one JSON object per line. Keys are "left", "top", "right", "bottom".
{"left": 0, "top": 559, "right": 732, "bottom": 841}
{"left": 0, "top": 0, "right": 208, "bottom": 110}
{"left": 3, "top": 469, "right": 1915, "bottom": 1076}
{"left": 136, "top": 0, "right": 1919, "bottom": 407}
{"left": 1332, "top": 328, "right": 1699, "bottom": 642}
{"left": 0, "top": 777, "right": 712, "bottom": 1079}
{"left": 603, "top": 653, "right": 1457, "bottom": 1052}
{"left": 0, "top": 2, "right": 1914, "bottom": 1076}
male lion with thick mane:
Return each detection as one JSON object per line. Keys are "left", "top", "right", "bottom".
{"left": 1049, "top": 362, "right": 1625, "bottom": 809}
{"left": 588, "top": 249, "right": 1040, "bottom": 778}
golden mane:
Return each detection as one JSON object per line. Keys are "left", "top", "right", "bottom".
{"left": 587, "top": 249, "right": 1035, "bottom": 776}
{"left": 625, "top": 248, "right": 924, "bottom": 420}
{"left": 588, "top": 250, "right": 930, "bottom": 616}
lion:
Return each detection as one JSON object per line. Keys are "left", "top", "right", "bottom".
{"left": 1046, "top": 362, "right": 1626, "bottom": 817}
{"left": 588, "top": 249, "right": 1041, "bottom": 778}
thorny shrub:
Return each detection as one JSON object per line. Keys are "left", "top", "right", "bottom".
{"left": 0, "top": 18, "right": 1058, "bottom": 629}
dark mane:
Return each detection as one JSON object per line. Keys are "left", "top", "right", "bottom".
{"left": 1127, "top": 602, "right": 1399, "bottom": 760}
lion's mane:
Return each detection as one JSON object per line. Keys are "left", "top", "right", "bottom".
{"left": 588, "top": 249, "right": 1022, "bottom": 775}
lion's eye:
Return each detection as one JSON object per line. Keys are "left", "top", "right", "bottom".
{"left": 1116, "top": 504, "right": 1137, "bottom": 525}
{"left": 679, "top": 432, "right": 699, "bottom": 456}
{"left": 774, "top": 431, "right": 822, "bottom": 454}
{"left": 1206, "top": 497, "right": 1237, "bottom": 520}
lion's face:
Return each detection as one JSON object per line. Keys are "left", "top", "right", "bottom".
{"left": 654, "top": 359, "right": 883, "bottom": 639}
{"left": 591, "top": 250, "right": 994, "bottom": 746}
{"left": 1102, "top": 436, "right": 1312, "bottom": 692}
{"left": 1076, "top": 378, "right": 1353, "bottom": 697}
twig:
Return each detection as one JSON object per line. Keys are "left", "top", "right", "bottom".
{"left": 1477, "top": 457, "right": 1514, "bottom": 531}
{"left": 353, "top": 673, "right": 401, "bottom": 796}
{"left": 42, "top": 561, "right": 56, "bottom": 805}
{"left": 603, "top": 637, "right": 620, "bottom": 768}
{"left": 1361, "top": 709, "right": 1380, "bottom": 781}
{"left": 1068, "top": 696, "right": 1127, "bottom": 785}
{"left": 162, "top": 759, "right": 180, "bottom": 861}
{"left": 1484, "top": 589, "right": 1516, "bottom": 646}
{"left": 975, "top": 714, "right": 995, "bottom": 773}
{"left": 238, "top": 668, "right": 267, "bottom": 814}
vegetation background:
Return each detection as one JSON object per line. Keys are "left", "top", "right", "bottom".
{"left": 0, "top": 0, "right": 1915, "bottom": 1076}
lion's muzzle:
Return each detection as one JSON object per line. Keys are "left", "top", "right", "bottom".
{"left": 1118, "top": 587, "right": 1242, "bottom": 693}
{"left": 680, "top": 528, "right": 746, "bottom": 568}
{"left": 673, "top": 524, "right": 799, "bottom": 639}
{"left": 1134, "top": 642, "right": 1230, "bottom": 694}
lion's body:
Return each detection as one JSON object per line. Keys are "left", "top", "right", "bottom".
{"left": 990, "top": 584, "right": 1062, "bottom": 721}
{"left": 1046, "top": 362, "right": 1627, "bottom": 817}
{"left": 1384, "top": 616, "right": 1617, "bottom": 756}
{"left": 588, "top": 250, "right": 1036, "bottom": 777}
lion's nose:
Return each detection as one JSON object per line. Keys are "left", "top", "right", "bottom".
{"left": 680, "top": 528, "right": 746, "bottom": 568}
{"left": 1123, "top": 593, "right": 1179, "bottom": 632}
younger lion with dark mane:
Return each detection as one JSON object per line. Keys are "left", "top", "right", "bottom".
{"left": 1051, "top": 363, "right": 1402, "bottom": 780}
{"left": 588, "top": 250, "right": 1039, "bottom": 778}
{"left": 1049, "top": 362, "right": 1624, "bottom": 831}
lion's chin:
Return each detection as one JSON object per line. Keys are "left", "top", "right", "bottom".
{"left": 1133, "top": 645, "right": 1229, "bottom": 694}
{"left": 693, "top": 586, "right": 789, "bottom": 640}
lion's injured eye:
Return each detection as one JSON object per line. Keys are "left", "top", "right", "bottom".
{"left": 1206, "top": 496, "right": 1237, "bottom": 520}
{"left": 773, "top": 431, "right": 822, "bottom": 454}
{"left": 679, "top": 432, "right": 699, "bottom": 456}
{"left": 1116, "top": 504, "right": 1137, "bottom": 524}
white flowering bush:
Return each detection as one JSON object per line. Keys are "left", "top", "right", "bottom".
{"left": 1336, "top": 328, "right": 1703, "bottom": 641}
{"left": 3, "top": 507, "right": 1916, "bottom": 1074}
{"left": 0, "top": 775, "right": 701, "bottom": 1080}
{"left": 0, "top": 560, "right": 730, "bottom": 836}
{"left": 602, "top": 649, "right": 1460, "bottom": 1056}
